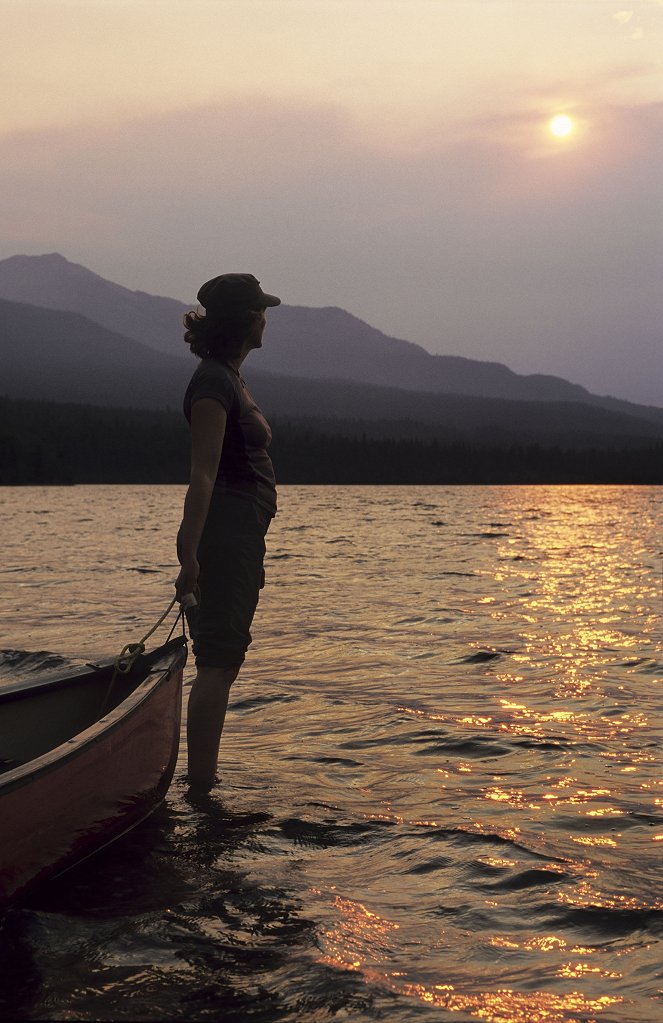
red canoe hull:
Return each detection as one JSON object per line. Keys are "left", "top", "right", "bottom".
{"left": 0, "top": 639, "right": 186, "bottom": 906}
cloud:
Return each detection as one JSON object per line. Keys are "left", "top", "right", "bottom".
{"left": 0, "top": 95, "right": 661, "bottom": 402}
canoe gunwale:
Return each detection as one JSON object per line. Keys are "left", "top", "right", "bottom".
{"left": 0, "top": 636, "right": 187, "bottom": 797}
{"left": 0, "top": 636, "right": 186, "bottom": 703}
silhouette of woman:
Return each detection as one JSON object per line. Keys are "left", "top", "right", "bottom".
{"left": 175, "top": 273, "right": 280, "bottom": 789}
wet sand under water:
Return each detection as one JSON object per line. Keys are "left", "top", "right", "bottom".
{"left": 0, "top": 484, "right": 661, "bottom": 1022}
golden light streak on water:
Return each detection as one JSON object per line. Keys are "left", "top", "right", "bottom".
{"left": 314, "top": 962, "right": 625, "bottom": 1022}
{"left": 490, "top": 934, "right": 616, "bottom": 958}
{"left": 558, "top": 962, "right": 623, "bottom": 979}
{"left": 479, "top": 856, "right": 517, "bottom": 868}
{"left": 526, "top": 936, "right": 568, "bottom": 952}
{"left": 319, "top": 896, "right": 401, "bottom": 971}
{"left": 557, "top": 882, "right": 663, "bottom": 912}
{"left": 571, "top": 836, "right": 619, "bottom": 847}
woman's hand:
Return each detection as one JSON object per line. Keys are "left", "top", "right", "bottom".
{"left": 175, "top": 557, "right": 200, "bottom": 603}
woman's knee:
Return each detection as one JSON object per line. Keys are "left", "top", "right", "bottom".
{"left": 193, "top": 664, "right": 240, "bottom": 694}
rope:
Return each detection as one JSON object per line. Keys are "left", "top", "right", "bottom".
{"left": 165, "top": 604, "right": 185, "bottom": 644}
{"left": 113, "top": 595, "right": 180, "bottom": 675}
{"left": 99, "top": 594, "right": 189, "bottom": 717}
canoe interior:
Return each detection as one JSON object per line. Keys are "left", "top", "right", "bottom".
{"left": 0, "top": 637, "right": 187, "bottom": 772}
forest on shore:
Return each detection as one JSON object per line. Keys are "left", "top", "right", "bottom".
{"left": 1, "top": 396, "right": 662, "bottom": 486}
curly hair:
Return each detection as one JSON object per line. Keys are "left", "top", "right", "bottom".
{"left": 183, "top": 307, "right": 263, "bottom": 360}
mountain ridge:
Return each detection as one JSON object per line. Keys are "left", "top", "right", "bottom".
{"left": 2, "top": 296, "right": 663, "bottom": 450}
{"left": 0, "top": 251, "right": 633, "bottom": 406}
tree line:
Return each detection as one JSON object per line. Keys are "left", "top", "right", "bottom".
{"left": 1, "top": 396, "right": 661, "bottom": 486}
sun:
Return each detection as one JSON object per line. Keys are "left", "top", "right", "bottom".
{"left": 549, "top": 114, "right": 574, "bottom": 138}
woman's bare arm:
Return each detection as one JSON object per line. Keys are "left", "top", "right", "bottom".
{"left": 175, "top": 398, "right": 227, "bottom": 600}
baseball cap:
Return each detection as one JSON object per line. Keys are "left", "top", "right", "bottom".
{"left": 197, "top": 273, "right": 281, "bottom": 312}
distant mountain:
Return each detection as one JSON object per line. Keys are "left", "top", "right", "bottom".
{"left": 267, "top": 304, "right": 598, "bottom": 404}
{"left": 0, "top": 253, "right": 187, "bottom": 359}
{"left": 248, "top": 374, "right": 663, "bottom": 448}
{"left": 0, "top": 251, "right": 638, "bottom": 407}
{"left": 2, "top": 296, "right": 663, "bottom": 449}
{"left": 0, "top": 297, "right": 188, "bottom": 409}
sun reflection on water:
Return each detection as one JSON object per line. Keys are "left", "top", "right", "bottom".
{"left": 557, "top": 880, "right": 663, "bottom": 912}
{"left": 317, "top": 890, "right": 626, "bottom": 1020}
{"left": 319, "top": 896, "right": 400, "bottom": 971}
{"left": 558, "top": 962, "right": 622, "bottom": 979}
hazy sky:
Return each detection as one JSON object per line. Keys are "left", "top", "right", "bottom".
{"left": 2, "top": 0, "right": 662, "bottom": 403}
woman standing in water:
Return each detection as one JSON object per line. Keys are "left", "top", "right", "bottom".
{"left": 175, "top": 273, "right": 280, "bottom": 790}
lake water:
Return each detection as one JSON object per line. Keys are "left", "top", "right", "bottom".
{"left": 0, "top": 484, "right": 661, "bottom": 1023}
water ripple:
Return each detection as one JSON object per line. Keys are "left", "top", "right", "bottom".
{"left": 0, "top": 483, "right": 661, "bottom": 1022}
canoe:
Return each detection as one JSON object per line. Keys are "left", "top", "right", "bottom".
{"left": 0, "top": 635, "right": 187, "bottom": 906}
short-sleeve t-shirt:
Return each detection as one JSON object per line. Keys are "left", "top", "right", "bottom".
{"left": 183, "top": 359, "right": 277, "bottom": 515}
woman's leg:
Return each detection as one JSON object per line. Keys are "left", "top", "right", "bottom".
{"left": 186, "top": 664, "right": 241, "bottom": 788}
{"left": 184, "top": 497, "right": 272, "bottom": 789}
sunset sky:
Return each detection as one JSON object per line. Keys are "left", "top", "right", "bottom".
{"left": 2, "top": 0, "right": 662, "bottom": 403}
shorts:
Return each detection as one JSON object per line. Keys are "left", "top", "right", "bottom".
{"left": 177, "top": 493, "right": 273, "bottom": 669}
